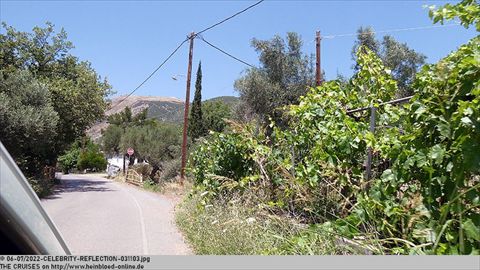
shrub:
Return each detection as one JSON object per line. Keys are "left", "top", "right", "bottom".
{"left": 187, "top": 41, "right": 480, "bottom": 254}
{"left": 185, "top": 1, "right": 480, "bottom": 255}
{"left": 58, "top": 146, "right": 80, "bottom": 174}
{"left": 28, "top": 178, "right": 53, "bottom": 198}
{"left": 160, "top": 158, "right": 181, "bottom": 182}
{"left": 77, "top": 150, "right": 107, "bottom": 172}
{"left": 131, "top": 163, "right": 152, "bottom": 179}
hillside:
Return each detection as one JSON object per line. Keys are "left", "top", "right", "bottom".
{"left": 87, "top": 95, "right": 239, "bottom": 141}
{"left": 205, "top": 96, "right": 240, "bottom": 106}
{"left": 87, "top": 95, "right": 185, "bottom": 141}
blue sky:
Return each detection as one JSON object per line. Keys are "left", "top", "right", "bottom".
{"left": 1, "top": 0, "right": 477, "bottom": 100}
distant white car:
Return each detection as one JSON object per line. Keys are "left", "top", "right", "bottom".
{"left": 106, "top": 163, "right": 121, "bottom": 177}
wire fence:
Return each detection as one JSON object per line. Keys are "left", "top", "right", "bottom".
{"left": 346, "top": 95, "right": 413, "bottom": 180}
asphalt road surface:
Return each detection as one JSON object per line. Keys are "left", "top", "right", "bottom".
{"left": 41, "top": 174, "right": 191, "bottom": 255}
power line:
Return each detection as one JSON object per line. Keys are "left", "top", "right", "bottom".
{"left": 195, "top": 0, "right": 265, "bottom": 36}
{"left": 110, "top": 0, "right": 264, "bottom": 112}
{"left": 110, "top": 37, "right": 189, "bottom": 111}
{"left": 323, "top": 22, "right": 461, "bottom": 39}
{"left": 306, "top": 22, "right": 462, "bottom": 46}
{"left": 198, "top": 36, "right": 256, "bottom": 68}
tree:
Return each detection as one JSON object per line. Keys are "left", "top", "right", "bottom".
{"left": 428, "top": 0, "right": 480, "bottom": 31}
{"left": 57, "top": 141, "right": 80, "bottom": 173}
{"left": 352, "top": 27, "right": 426, "bottom": 97}
{"left": 76, "top": 138, "right": 107, "bottom": 172}
{"left": 0, "top": 22, "right": 73, "bottom": 75}
{"left": 101, "top": 107, "right": 154, "bottom": 155}
{"left": 380, "top": 36, "right": 426, "bottom": 96}
{"left": 351, "top": 26, "right": 380, "bottom": 71}
{"left": 234, "top": 32, "right": 315, "bottom": 126}
{"left": 0, "top": 70, "right": 59, "bottom": 175}
{"left": 188, "top": 62, "right": 206, "bottom": 140}
{"left": 101, "top": 124, "right": 124, "bottom": 155}
{"left": 203, "top": 100, "right": 233, "bottom": 133}
{"left": 120, "top": 123, "right": 182, "bottom": 180}
{"left": 107, "top": 107, "right": 150, "bottom": 128}
{"left": 0, "top": 22, "right": 112, "bottom": 164}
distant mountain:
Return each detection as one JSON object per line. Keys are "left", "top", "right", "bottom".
{"left": 87, "top": 95, "right": 185, "bottom": 141}
{"left": 205, "top": 96, "right": 240, "bottom": 106}
{"left": 87, "top": 95, "right": 240, "bottom": 141}
{"left": 107, "top": 95, "right": 185, "bottom": 121}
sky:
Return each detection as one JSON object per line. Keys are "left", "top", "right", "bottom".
{"left": 0, "top": 0, "right": 477, "bottom": 101}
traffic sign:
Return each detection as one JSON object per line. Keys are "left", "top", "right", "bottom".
{"left": 127, "top": 148, "right": 134, "bottom": 156}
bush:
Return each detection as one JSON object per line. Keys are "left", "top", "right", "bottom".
{"left": 119, "top": 122, "right": 182, "bottom": 170}
{"left": 160, "top": 158, "right": 181, "bottom": 182}
{"left": 58, "top": 146, "right": 80, "bottom": 174}
{"left": 28, "top": 178, "right": 53, "bottom": 198}
{"left": 76, "top": 140, "right": 107, "bottom": 172}
{"left": 187, "top": 40, "right": 480, "bottom": 254}
{"left": 131, "top": 163, "right": 152, "bottom": 179}
{"left": 77, "top": 150, "right": 107, "bottom": 172}
{"left": 184, "top": 1, "right": 480, "bottom": 255}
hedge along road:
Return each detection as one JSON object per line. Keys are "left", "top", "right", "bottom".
{"left": 41, "top": 174, "right": 191, "bottom": 255}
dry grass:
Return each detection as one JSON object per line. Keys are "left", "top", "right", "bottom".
{"left": 175, "top": 192, "right": 361, "bottom": 255}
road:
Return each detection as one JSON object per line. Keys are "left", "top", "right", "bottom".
{"left": 41, "top": 174, "right": 191, "bottom": 255}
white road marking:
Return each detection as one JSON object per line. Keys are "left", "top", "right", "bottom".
{"left": 124, "top": 188, "right": 149, "bottom": 255}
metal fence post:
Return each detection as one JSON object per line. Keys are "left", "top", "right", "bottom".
{"left": 366, "top": 106, "right": 376, "bottom": 181}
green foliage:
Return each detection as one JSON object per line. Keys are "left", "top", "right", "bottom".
{"left": 351, "top": 26, "right": 380, "bottom": 68}
{"left": 107, "top": 106, "right": 151, "bottom": 127}
{"left": 0, "top": 22, "right": 111, "bottom": 177}
{"left": 190, "top": 46, "right": 398, "bottom": 216}
{"left": 234, "top": 32, "right": 315, "bottom": 125}
{"left": 202, "top": 100, "right": 233, "bottom": 133}
{"left": 372, "top": 36, "right": 480, "bottom": 254}
{"left": 58, "top": 138, "right": 107, "bottom": 172}
{"left": 102, "top": 107, "right": 156, "bottom": 155}
{"left": 1, "top": 22, "right": 111, "bottom": 151}
{"left": 428, "top": 0, "right": 480, "bottom": 31}
{"left": 119, "top": 122, "right": 182, "bottom": 169}
{"left": 57, "top": 142, "right": 80, "bottom": 173}
{"left": 381, "top": 36, "right": 427, "bottom": 96}
{"left": 189, "top": 33, "right": 480, "bottom": 254}
{"left": 0, "top": 22, "right": 73, "bottom": 74}
{"left": 28, "top": 178, "right": 54, "bottom": 198}
{"left": 176, "top": 193, "right": 359, "bottom": 255}
{"left": 142, "top": 178, "right": 162, "bottom": 192}
{"left": 0, "top": 70, "right": 59, "bottom": 175}
{"left": 101, "top": 124, "right": 124, "bottom": 155}
{"left": 101, "top": 106, "right": 183, "bottom": 182}
{"left": 159, "top": 158, "right": 182, "bottom": 182}
{"left": 189, "top": 62, "right": 206, "bottom": 140}
{"left": 189, "top": 130, "right": 254, "bottom": 192}
{"left": 76, "top": 139, "right": 107, "bottom": 171}
{"left": 185, "top": 6, "right": 479, "bottom": 255}
{"left": 352, "top": 27, "right": 426, "bottom": 96}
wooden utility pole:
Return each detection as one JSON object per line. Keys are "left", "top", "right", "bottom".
{"left": 315, "top": 31, "right": 322, "bottom": 86}
{"left": 180, "top": 32, "right": 195, "bottom": 182}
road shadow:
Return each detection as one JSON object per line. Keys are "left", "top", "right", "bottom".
{"left": 44, "top": 178, "right": 114, "bottom": 200}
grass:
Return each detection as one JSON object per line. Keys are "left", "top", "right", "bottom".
{"left": 142, "top": 179, "right": 163, "bottom": 192}
{"left": 175, "top": 193, "right": 361, "bottom": 255}
{"left": 140, "top": 176, "right": 192, "bottom": 198}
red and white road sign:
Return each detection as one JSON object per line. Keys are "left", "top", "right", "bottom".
{"left": 127, "top": 148, "right": 134, "bottom": 156}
